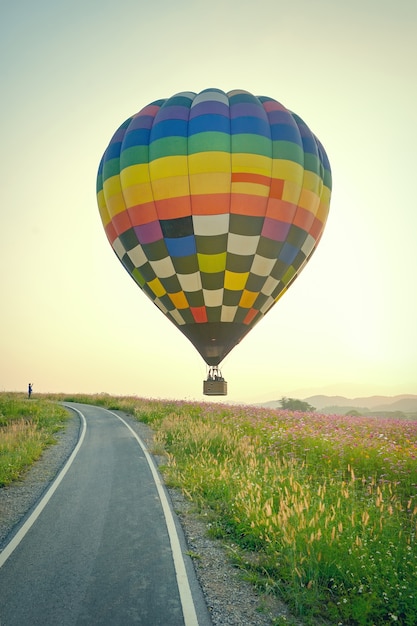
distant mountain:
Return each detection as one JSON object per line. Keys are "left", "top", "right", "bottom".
{"left": 261, "top": 394, "right": 417, "bottom": 414}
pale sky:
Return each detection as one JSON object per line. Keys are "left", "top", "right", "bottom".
{"left": 1, "top": 0, "right": 416, "bottom": 403}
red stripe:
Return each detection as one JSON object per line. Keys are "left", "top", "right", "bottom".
{"left": 112, "top": 211, "right": 132, "bottom": 235}
{"left": 155, "top": 196, "right": 191, "bottom": 220}
{"left": 128, "top": 202, "right": 158, "bottom": 226}
{"left": 309, "top": 217, "right": 324, "bottom": 240}
{"left": 293, "top": 206, "right": 315, "bottom": 231}
{"left": 191, "top": 193, "right": 231, "bottom": 215}
{"left": 265, "top": 198, "right": 297, "bottom": 223}
{"left": 230, "top": 193, "right": 267, "bottom": 216}
{"left": 105, "top": 222, "right": 117, "bottom": 244}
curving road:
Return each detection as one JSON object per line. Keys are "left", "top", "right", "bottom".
{"left": 0, "top": 404, "right": 211, "bottom": 626}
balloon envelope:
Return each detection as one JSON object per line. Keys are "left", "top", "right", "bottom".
{"left": 97, "top": 89, "right": 332, "bottom": 366}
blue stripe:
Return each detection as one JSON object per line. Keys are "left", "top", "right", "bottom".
{"left": 301, "top": 136, "right": 319, "bottom": 154}
{"left": 104, "top": 142, "right": 122, "bottom": 161}
{"left": 231, "top": 116, "right": 270, "bottom": 138}
{"left": 189, "top": 114, "right": 230, "bottom": 135}
{"left": 150, "top": 119, "right": 188, "bottom": 141}
{"left": 122, "top": 128, "right": 152, "bottom": 148}
{"left": 270, "top": 123, "right": 302, "bottom": 143}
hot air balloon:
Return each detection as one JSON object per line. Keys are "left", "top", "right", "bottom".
{"left": 97, "top": 89, "right": 332, "bottom": 395}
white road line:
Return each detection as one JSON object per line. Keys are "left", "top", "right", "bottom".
{"left": 0, "top": 406, "right": 87, "bottom": 569}
{"left": 109, "top": 410, "right": 200, "bottom": 626}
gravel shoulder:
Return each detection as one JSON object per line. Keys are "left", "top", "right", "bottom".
{"left": 0, "top": 405, "right": 302, "bottom": 626}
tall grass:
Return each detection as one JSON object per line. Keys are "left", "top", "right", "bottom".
{"left": 0, "top": 393, "right": 69, "bottom": 486}
{"left": 30, "top": 394, "right": 417, "bottom": 624}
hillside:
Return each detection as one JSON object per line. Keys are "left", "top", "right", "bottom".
{"left": 261, "top": 394, "right": 417, "bottom": 415}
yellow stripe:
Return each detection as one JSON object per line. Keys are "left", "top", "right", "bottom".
{"left": 298, "top": 189, "right": 320, "bottom": 213}
{"left": 232, "top": 153, "right": 272, "bottom": 177}
{"left": 302, "top": 171, "right": 322, "bottom": 194}
{"left": 282, "top": 180, "right": 302, "bottom": 204}
{"left": 198, "top": 252, "right": 226, "bottom": 273}
{"left": 151, "top": 175, "right": 189, "bottom": 200}
{"left": 231, "top": 182, "right": 269, "bottom": 196}
{"left": 120, "top": 158, "right": 307, "bottom": 189}
{"left": 225, "top": 270, "right": 249, "bottom": 291}
{"left": 320, "top": 185, "right": 331, "bottom": 208}
{"left": 189, "top": 151, "right": 230, "bottom": 173}
{"left": 97, "top": 190, "right": 111, "bottom": 226}
{"left": 189, "top": 172, "right": 230, "bottom": 195}
{"left": 97, "top": 189, "right": 106, "bottom": 210}
{"left": 150, "top": 155, "right": 188, "bottom": 179}
{"left": 122, "top": 181, "right": 154, "bottom": 207}
{"left": 121, "top": 164, "right": 150, "bottom": 186}
{"left": 316, "top": 198, "right": 330, "bottom": 224}
{"left": 272, "top": 159, "right": 303, "bottom": 183}
{"left": 106, "top": 193, "right": 126, "bottom": 217}
{"left": 316, "top": 192, "right": 331, "bottom": 223}
{"left": 102, "top": 176, "right": 127, "bottom": 218}
{"left": 103, "top": 174, "right": 122, "bottom": 197}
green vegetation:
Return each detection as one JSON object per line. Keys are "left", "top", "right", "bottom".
{"left": 0, "top": 393, "right": 69, "bottom": 486}
{"left": 3, "top": 391, "right": 417, "bottom": 624}
{"left": 279, "top": 397, "right": 316, "bottom": 412}
{"left": 66, "top": 394, "right": 417, "bottom": 626}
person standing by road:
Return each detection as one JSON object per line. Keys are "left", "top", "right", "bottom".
{"left": 28, "top": 383, "right": 33, "bottom": 399}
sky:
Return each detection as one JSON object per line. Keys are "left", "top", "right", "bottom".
{"left": 1, "top": 0, "right": 416, "bottom": 404}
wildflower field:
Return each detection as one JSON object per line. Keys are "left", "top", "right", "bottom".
{"left": 2, "top": 392, "right": 417, "bottom": 624}
{"left": 71, "top": 394, "right": 417, "bottom": 626}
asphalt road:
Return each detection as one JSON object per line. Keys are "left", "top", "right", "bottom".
{"left": 0, "top": 404, "right": 211, "bottom": 626}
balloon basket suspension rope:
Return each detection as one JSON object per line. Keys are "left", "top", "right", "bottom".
{"left": 203, "top": 366, "right": 228, "bottom": 396}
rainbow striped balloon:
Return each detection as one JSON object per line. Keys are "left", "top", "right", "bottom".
{"left": 97, "top": 89, "right": 332, "bottom": 366}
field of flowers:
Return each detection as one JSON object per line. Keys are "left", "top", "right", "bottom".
{"left": 12, "top": 393, "right": 417, "bottom": 625}
{"left": 75, "top": 395, "right": 417, "bottom": 626}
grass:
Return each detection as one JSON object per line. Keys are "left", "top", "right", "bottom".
{"left": 4, "top": 391, "right": 417, "bottom": 624}
{"left": 0, "top": 393, "right": 70, "bottom": 486}
{"left": 63, "top": 393, "right": 416, "bottom": 626}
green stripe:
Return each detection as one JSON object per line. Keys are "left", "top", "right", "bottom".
{"left": 271, "top": 140, "right": 305, "bottom": 165}
{"left": 232, "top": 134, "right": 271, "bottom": 157}
{"left": 103, "top": 157, "right": 122, "bottom": 181}
{"left": 323, "top": 168, "right": 332, "bottom": 188}
{"left": 120, "top": 145, "right": 149, "bottom": 167}
{"left": 188, "top": 132, "right": 231, "bottom": 153}
{"left": 96, "top": 172, "right": 103, "bottom": 193}
{"left": 303, "top": 153, "right": 321, "bottom": 175}
{"left": 229, "top": 92, "right": 261, "bottom": 106}
{"left": 149, "top": 136, "right": 188, "bottom": 160}
{"left": 113, "top": 136, "right": 328, "bottom": 186}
